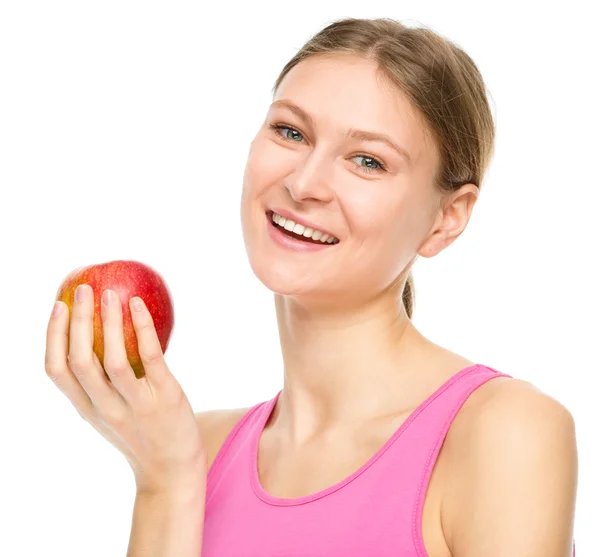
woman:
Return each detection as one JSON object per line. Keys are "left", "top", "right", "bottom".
{"left": 46, "top": 17, "right": 577, "bottom": 556}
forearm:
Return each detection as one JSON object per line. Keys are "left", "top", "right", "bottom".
{"left": 126, "top": 482, "right": 207, "bottom": 557}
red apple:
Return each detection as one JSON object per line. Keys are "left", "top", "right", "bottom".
{"left": 55, "top": 260, "right": 175, "bottom": 379}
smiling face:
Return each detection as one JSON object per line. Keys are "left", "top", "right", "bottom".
{"left": 240, "top": 54, "right": 445, "bottom": 307}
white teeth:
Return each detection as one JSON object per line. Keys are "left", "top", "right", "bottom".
{"left": 270, "top": 212, "right": 339, "bottom": 244}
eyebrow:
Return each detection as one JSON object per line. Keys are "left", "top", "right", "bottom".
{"left": 269, "top": 99, "right": 412, "bottom": 165}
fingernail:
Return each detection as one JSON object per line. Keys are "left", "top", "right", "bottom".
{"left": 102, "top": 290, "right": 113, "bottom": 305}
{"left": 75, "top": 284, "right": 89, "bottom": 302}
{"left": 131, "top": 297, "right": 143, "bottom": 312}
{"left": 52, "top": 301, "right": 63, "bottom": 317}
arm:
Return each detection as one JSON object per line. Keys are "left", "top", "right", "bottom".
{"left": 127, "top": 482, "right": 207, "bottom": 557}
{"left": 444, "top": 380, "right": 578, "bottom": 556}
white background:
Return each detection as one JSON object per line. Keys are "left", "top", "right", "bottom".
{"left": 1, "top": 1, "right": 597, "bottom": 555}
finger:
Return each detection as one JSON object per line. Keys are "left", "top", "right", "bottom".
{"left": 45, "top": 300, "right": 94, "bottom": 418}
{"left": 101, "top": 289, "right": 142, "bottom": 403}
{"left": 68, "top": 284, "right": 121, "bottom": 407}
{"left": 129, "top": 296, "right": 170, "bottom": 386}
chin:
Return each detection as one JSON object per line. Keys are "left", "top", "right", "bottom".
{"left": 247, "top": 255, "right": 315, "bottom": 297}
{"left": 241, "top": 208, "right": 341, "bottom": 301}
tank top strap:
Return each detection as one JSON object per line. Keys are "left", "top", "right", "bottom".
{"left": 362, "top": 364, "right": 513, "bottom": 556}
{"left": 403, "top": 363, "right": 512, "bottom": 454}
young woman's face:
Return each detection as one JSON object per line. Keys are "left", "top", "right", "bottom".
{"left": 240, "top": 54, "right": 442, "bottom": 306}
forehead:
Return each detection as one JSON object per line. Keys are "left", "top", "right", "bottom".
{"left": 272, "top": 55, "right": 426, "bottom": 157}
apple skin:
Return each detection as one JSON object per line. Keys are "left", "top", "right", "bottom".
{"left": 55, "top": 260, "right": 175, "bottom": 379}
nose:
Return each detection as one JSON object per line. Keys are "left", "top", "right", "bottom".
{"left": 284, "top": 152, "right": 335, "bottom": 204}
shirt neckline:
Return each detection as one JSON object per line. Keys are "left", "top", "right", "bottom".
{"left": 250, "top": 363, "right": 484, "bottom": 506}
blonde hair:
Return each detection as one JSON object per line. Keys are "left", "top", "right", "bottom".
{"left": 271, "top": 17, "right": 495, "bottom": 319}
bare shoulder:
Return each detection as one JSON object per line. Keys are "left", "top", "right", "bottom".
{"left": 455, "top": 374, "right": 574, "bottom": 420}
{"left": 442, "top": 376, "right": 578, "bottom": 555}
{"left": 453, "top": 375, "right": 575, "bottom": 433}
{"left": 195, "top": 407, "right": 253, "bottom": 470}
{"left": 445, "top": 375, "right": 577, "bottom": 478}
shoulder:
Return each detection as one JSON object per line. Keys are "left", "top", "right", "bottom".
{"left": 457, "top": 375, "right": 577, "bottom": 444}
{"left": 456, "top": 376, "right": 577, "bottom": 461}
{"left": 442, "top": 377, "right": 578, "bottom": 555}
{"left": 195, "top": 407, "right": 253, "bottom": 470}
{"left": 457, "top": 374, "right": 576, "bottom": 429}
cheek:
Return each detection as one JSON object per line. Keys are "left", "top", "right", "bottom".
{"left": 348, "top": 200, "right": 414, "bottom": 270}
{"left": 347, "top": 196, "right": 402, "bottom": 240}
{"left": 242, "top": 140, "right": 278, "bottom": 198}
{"left": 240, "top": 150, "right": 275, "bottom": 236}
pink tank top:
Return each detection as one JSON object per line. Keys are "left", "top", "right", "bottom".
{"left": 201, "top": 364, "right": 575, "bottom": 556}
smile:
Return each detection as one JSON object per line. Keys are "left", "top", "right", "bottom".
{"left": 266, "top": 211, "right": 340, "bottom": 252}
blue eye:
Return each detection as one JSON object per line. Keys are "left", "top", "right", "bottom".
{"left": 268, "top": 123, "right": 388, "bottom": 175}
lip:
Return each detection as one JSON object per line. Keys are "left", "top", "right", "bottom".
{"left": 265, "top": 211, "right": 338, "bottom": 252}
{"left": 268, "top": 207, "right": 338, "bottom": 241}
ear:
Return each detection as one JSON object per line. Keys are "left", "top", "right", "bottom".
{"left": 417, "top": 183, "right": 479, "bottom": 258}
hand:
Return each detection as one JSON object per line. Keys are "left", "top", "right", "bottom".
{"left": 45, "top": 284, "right": 207, "bottom": 494}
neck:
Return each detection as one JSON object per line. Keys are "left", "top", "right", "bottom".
{"left": 269, "top": 290, "right": 443, "bottom": 445}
